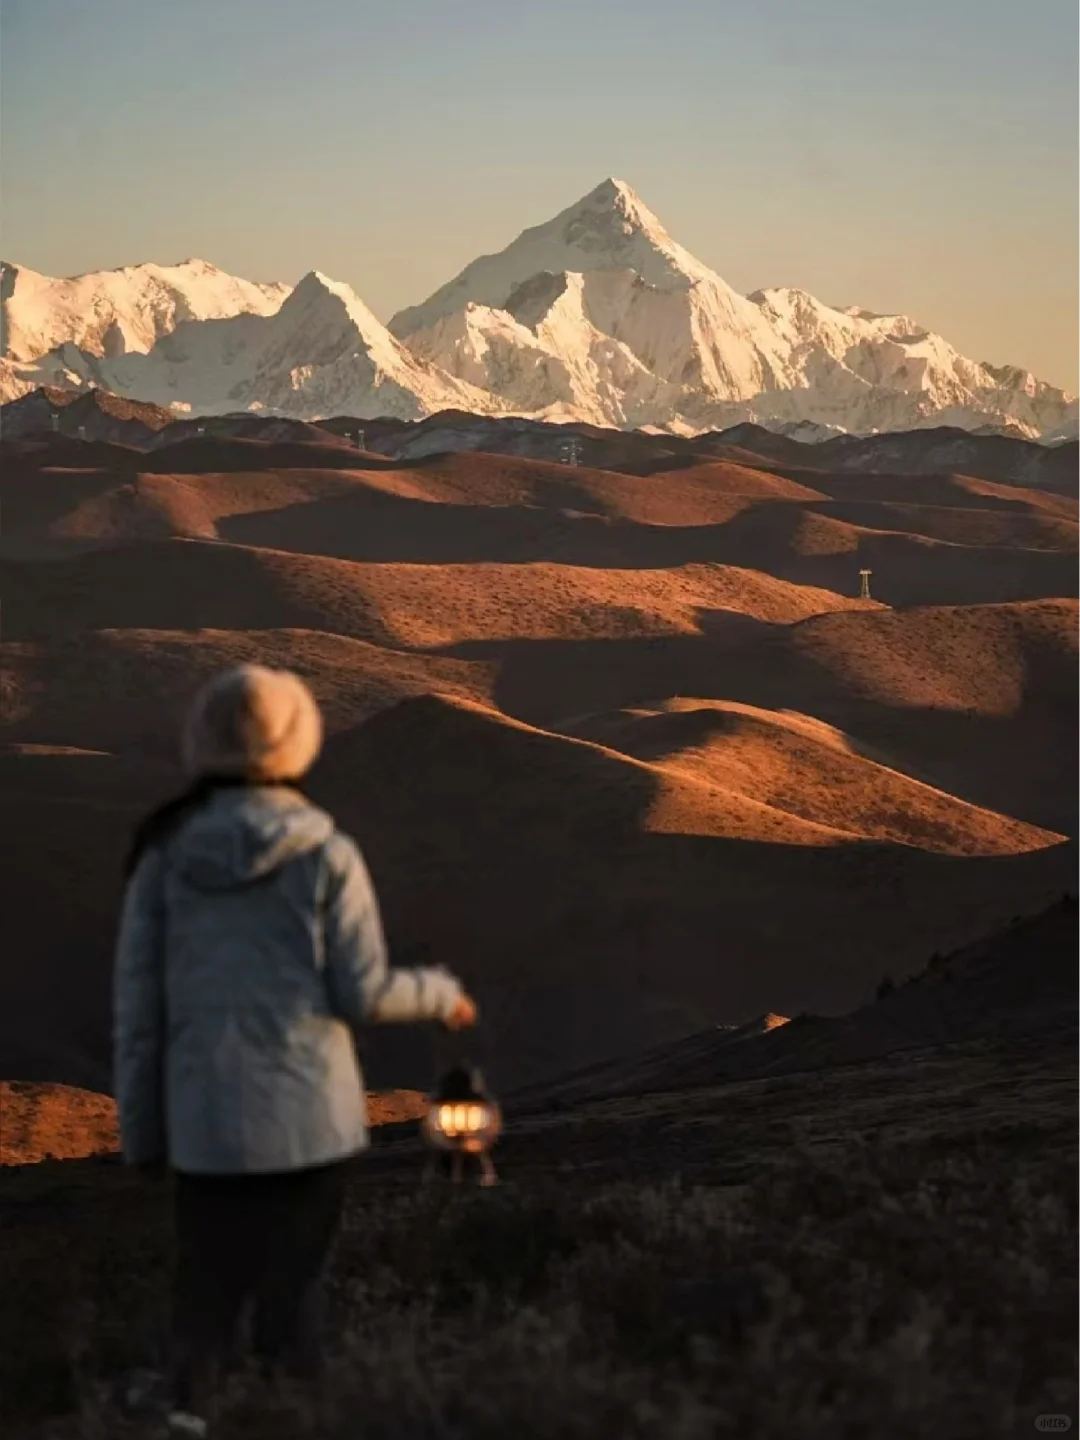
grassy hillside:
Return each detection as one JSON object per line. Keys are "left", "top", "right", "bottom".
{"left": 2, "top": 1026, "right": 1075, "bottom": 1439}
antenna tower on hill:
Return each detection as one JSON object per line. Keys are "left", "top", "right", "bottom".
{"left": 562, "top": 438, "right": 582, "bottom": 467}
{"left": 859, "top": 568, "right": 873, "bottom": 600}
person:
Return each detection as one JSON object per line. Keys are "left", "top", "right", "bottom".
{"left": 113, "top": 664, "right": 477, "bottom": 1437}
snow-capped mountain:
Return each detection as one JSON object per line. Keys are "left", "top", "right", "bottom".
{"left": 390, "top": 179, "right": 717, "bottom": 334}
{"left": 400, "top": 271, "right": 686, "bottom": 429}
{"left": 2, "top": 270, "right": 498, "bottom": 421}
{"left": 391, "top": 179, "right": 1076, "bottom": 439}
{"left": 3, "top": 180, "right": 1075, "bottom": 437}
{"left": 1, "top": 258, "right": 289, "bottom": 363}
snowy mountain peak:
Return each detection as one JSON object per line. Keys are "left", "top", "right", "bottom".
{"left": 3, "top": 179, "right": 1075, "bottom": 440}
{"left": 128, "top": 258, "right": 220, "bottom": 276}
{"left": 295, "top": 268, "right": 345, "bottom": 293}
{"left": 573, "top": 177, "right": 667, "bottom": 227}
{"left": 578, "top": 176, "right": 656, "bottom": 226}
{"left": 1, "top": 257, "right": 291, "bottom": 365}
{"left": 545, "top": 176, "right": 706, "bottom": 281}
{"left": 591, "top": 176, "right": 637, "bottom": 199}
{"left": 273, "top": 270, "right": 405, "bottom": 371}
{"left": 389, "top": 180, "right": 1075, "bottom": 439}
{"left": 154, "top": 258, "right": 245, "bottom": 282}
{"left": 0, "top": 258, "right": 500, "bottom": 424}
{"left": 389, "top": 178, "right": 713, "bottom": 340}
{"left": 288, "top": 268, "right": 363, "bottom": 310}
{"left": 750, "top": 286, "right": 921, "bottom": 338}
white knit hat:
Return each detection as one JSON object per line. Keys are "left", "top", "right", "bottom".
{"left": 182, "top": 664, "right": 324, "bottom": 782}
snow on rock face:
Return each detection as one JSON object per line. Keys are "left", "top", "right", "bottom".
{"left": 404, "top": 272, "right": 685, "bottom": 429}
{"left": 391, "top": 181, "right": 1076, "bottom": 439}
{"left": 1, "top": 258, "right": 290, "bottom": 364}
{"left": 0, "top": 269, "right": 498, "bottom": 420}
{"left": 4, "top": 179, "right": 1075, "bottom": 437}
{"left": 404, "top": 300, "right": 582, "bottom": 416}
{"left": 388, "top": 177, "right": 718, "bottom": 339}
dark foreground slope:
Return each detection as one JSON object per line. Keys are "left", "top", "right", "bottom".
{"left": 3, "top": 901, "right": 1077, "bottom": 1435}
{"left": 2, "top": 1025, "right": 1075, "bottom": 1439}
{"left": 513, "top": 896, "right": 1079, "bottom": 1107}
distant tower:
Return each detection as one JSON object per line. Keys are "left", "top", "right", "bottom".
{"left": 562, "top": 438, "right": 582, "bottom": 467}
{"left": 77, "top": 424, "right": 86, "bottom": 441}
{"left": 51, "top": 413, "right": 59, "bottom": 432}
{"left": 859, "top": 568, "right": 873, "bottom": 600}
{"left": 356, "top": 426, "right": 365, "bottom": 450}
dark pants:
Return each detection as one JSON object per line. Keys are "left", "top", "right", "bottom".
{"left": 171, "top": 1161, "right": 349, "bottom": 1415}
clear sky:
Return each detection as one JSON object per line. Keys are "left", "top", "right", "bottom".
{"left": 2, "top": 0, "right": 1077, "bottom": 390}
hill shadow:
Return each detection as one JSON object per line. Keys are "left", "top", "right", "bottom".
{"left": 0, "top": 722, "right": 1072, "bottom": 1097}
{"left": 217, "top": 486, "right": 1076, "bottom": 606}
{"left": 438, "top": 620, "right": 1077, "bottom": 836}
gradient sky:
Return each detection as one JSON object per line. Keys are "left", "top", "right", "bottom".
{"left": 3, "top": 0, "right": 1077, "bottom": 389}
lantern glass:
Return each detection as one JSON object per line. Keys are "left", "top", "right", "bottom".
{"left": 436, "top": 1102, "right": 490, "bottom": 1137}
{"left": 425, "top": 1099, "right": 501, "bottom": 1151}
{"left": 421, "top": 1065, "right": 503, "bottom": 1183}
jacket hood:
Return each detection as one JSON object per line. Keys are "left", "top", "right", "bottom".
{"left": 168, "top": 787, "right": 334, "bottom": 891}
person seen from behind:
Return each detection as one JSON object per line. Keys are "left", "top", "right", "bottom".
{"left": 113, "top": 665, "right": 477, "bottom": 1437}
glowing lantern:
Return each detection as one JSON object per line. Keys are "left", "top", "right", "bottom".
{"left": 421, "top": 1064, "right": 502, "bottom": 1187}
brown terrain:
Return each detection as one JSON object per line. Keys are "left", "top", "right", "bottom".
{"left": 2, "top": 920, "right": 1075, "bottom": 1433}
{"left": 0, "top": 1081, "right": 428, "bottom": 1167}
{"left": 511, "top": 895, "right": 1077, "bottom": 1109}
{"left": 22, "top": 883, "right": 1057, "bottom": 1167}
{"left": 0, "top": 402, "right": 1076, "bottom": 1116}
{"left": 0, "top": 398, "right": 1076, "bottom": 1438}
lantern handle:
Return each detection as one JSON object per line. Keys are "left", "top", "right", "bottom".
{"left": 428, "top": 1017, "right": 479, "bottom": 1097}
{"left": 427, "top": 979, "right": 511, "bottom": 1096}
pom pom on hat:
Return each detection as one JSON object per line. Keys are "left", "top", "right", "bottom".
{"left": 182, "top": 665, "right": 323, "bottom": 782}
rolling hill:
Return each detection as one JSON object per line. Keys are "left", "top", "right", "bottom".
{"left": 0, "top": 415, "right": 1074, "bottom": 1097}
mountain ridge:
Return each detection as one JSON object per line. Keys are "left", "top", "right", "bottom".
{"left": 3, "top": 180, "right": 1075, "bottom": 438}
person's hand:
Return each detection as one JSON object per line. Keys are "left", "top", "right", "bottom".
{"left": 444, "top": 994, "right": 479, "bottom": 1031}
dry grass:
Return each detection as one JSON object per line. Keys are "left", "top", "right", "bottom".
{"left": 0, "top": 1083, "right": 119, "bottom": 1167}
{"left": 568, "top": 697, "right": 1063, "bottom": 855}
{"left": 1, "top": 686, "right": 1071, "bottom": 1096}
{"left": 1, "top": 539, "right": 876, "bottom": 650}
{"left": 2, "top": 628, "right": 495, "bottom": 758}
{"left": 1, "top": 1030, "right": 1074, "bottom": 1439}
{"left": 1, "top": 430, "right": 1075, "bottom": 1103}
{"left": 793, "top": 599, "right": 1079, "bottom": 715}
{"left": 0, "top": 1086, "right": 428, "bottom": 1167}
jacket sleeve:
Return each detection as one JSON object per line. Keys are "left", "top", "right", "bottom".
{"left": 112, "top": 850, "right": 167, "bottom": 1165}
{"left": 320, "top": 834, "right": 464, "bottom": 1025}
